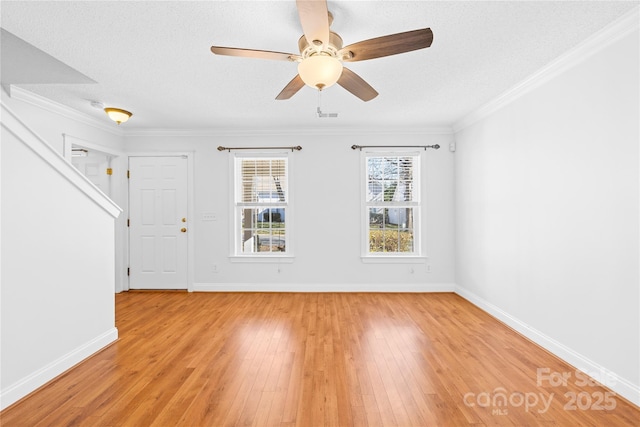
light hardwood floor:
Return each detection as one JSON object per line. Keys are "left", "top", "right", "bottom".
{"left": 1, "top": 292, "right": 638, "bottom": 426}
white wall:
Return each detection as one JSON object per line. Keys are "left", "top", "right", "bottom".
{"left": 1, "top": 102, "right": 121, "bottom": 409}
{"left": 1, "top": 89, "right": 129, "bottom": 292}
{"left": 454, "top": 18, "right": 639, "bottom": 405}
{"left": 124, "top": 131, "right": 456, "bottom": 291}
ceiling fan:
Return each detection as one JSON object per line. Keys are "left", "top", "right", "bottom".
{"left": 210, "top": 0, "right": 433, "bottom": 102}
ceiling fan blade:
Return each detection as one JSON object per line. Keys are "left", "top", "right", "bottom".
{"left": 210, "top": 46, "right": 296, "bottom": 61}
{"left": 276, "top": 74, "right": 305, "bottom": 100}
{"left": 338, "top": 68, "right": 378, "bottom": 102}
{"left": 296, "top": 0, "right": 330, "bottom": 50}
{"left": 340, "top": 28, "right": 433, "bottom": 62}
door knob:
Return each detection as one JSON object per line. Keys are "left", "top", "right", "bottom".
{"left": 181, "top": 228, "right": 187, "bottom": 233}
{"left": 181, "top": 218, "right": 186, "bottom": 222}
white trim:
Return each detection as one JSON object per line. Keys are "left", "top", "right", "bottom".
{"left": 230, "top": 152, "right": 294, "bottom": 258}
{"left": 186, "top": 153, "right": 195, "bottom": 292}
{"left": 194, "top": 282, "right": 455, "bottom": 293}
{"left": 232, "top": 150, "right": 293, "bottom": 158}
{"left": 126, "top": 152, "right": 194, "bottom": 158}
{"left": 63, "top": 133, "right": 127, "bottom": 293}
{"left": 453, "top": 6, "right": 640, "bottom": 133}
{"left": 228, "top": 153, "right": 236, "bottom": 258}
{"left": 361, "top": 256, "right": 427, "bottom": 264}
{"left": 1, "top": 102, "right": 122, "bottom": 218}
{"left": 0, "top": 327, "right": 118, "bottom": 411}
{"left": 455, "top": 285, "right": 640, "bottom": 407}
{"left": 62, "top": 134, "right": 125, "bottom": 161}
{"left": 124, "top": 127, "right": 454, "bottom": 138}
{"left": 228, "top": 255, "right": 295, "bottom": 264}
{"left": 8, "top": 86, "right": 123, "bottom": 137}
{"left": 360, "top": 151, "right": 424, "bottom": 257}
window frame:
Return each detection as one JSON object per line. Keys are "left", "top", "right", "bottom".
{"left": 229, "top": 152, "right": 294, "bottom": 262}
{"left": 360, "top": 150, "right": 426, "bottom": 262}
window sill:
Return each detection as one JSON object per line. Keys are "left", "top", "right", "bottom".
{"left": 229, "top": 255, "right": 295, "bottom": 264}
{"left": 361, "top": 256, "right": 427, "bottom": 264}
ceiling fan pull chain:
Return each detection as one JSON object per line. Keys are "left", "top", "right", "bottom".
{"left": 316, "top": 89, "right": 325, "bottom": 117}
{"left": 316, "top": 89, "right": 338, "bottom": 118}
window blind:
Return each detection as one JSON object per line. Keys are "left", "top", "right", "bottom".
{"left": 366, "top": 156, "right": 417, "bottom": 204}
{"left": 239, "top": 158, "right": 287, "bottom": 204}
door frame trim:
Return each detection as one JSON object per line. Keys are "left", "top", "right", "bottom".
{"left": 63, "top": 134, "right": 127, "bottom": 293}
{"left": 126, "top": 152, "right": 195, "bottom": 292}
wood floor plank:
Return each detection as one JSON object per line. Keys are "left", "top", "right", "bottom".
{"left": 1, "top": 292, "right": 639, "bottom": 426}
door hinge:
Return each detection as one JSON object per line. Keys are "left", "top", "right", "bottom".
{"left": 127, "top": 170, "right": 130, "bottom": 179}
{"left": 127, "top": 218, "right": 130, "bottom": 227}
{"left": 127, "top": 267, "right": 130, "bottom": 276}
{"left": 106, "top": 168, "right": 113, "bottom": 175}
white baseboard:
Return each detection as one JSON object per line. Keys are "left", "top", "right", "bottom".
{"left": 0, "top": 327, "right": 118, "bottom": 411}
{"left": 193, "top": 282, "right": 455, "bottom": 293}
{"left": 454, "top": 285, "right": 640, "bottom": 407}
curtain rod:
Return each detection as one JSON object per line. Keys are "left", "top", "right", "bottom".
{"left": 217, "top": 145, "right": 302, "bottom": 152}
{"left": 351, "top": 144, "right": 440, "bottom": 151}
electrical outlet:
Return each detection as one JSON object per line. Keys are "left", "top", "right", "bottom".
{"left": 426, "top": 264, "right": 432, "bottom": 273}
{"left": 213, "top": 264, "right": 219, "bottom": 273}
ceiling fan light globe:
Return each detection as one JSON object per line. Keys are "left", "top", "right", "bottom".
{"left": 297, "top": 55, "right": 343, "bottom": 90}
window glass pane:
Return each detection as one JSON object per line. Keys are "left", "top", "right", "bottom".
{"left": 399, "top": 228, "right": 414, "bottom": 252}
{"left": 383, "top": 180, "right": 396, "bottom": 201}
{"left": 397, "top": 180, "right": 414, "bottom": 202}
{"left": 367, "top": 180, "right": 383, "bottom": 202}
{"left": 365, "top": 153, "right": 418, "bottom": 255}
{"left": 369, "top": 228, "right": 415, "bottom": 253}
{"left": 369, "top": 207, "right": 384, "bottom": 228}
{"left": 261, "top": 230, "right": 286, "bottom": 252}
{"left": 239, "top": 207, "right": 286, "bottom": 253}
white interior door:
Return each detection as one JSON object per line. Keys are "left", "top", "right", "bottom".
{"left": 129, "top": 156, "right": 188, "bottom": 289}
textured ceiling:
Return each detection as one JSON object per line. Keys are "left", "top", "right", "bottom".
{"left": 1, "top": 1, "right": 637, "bottom": 131}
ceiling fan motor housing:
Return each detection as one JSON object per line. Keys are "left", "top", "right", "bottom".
{"left": 298, "top": 31, "right": 344, "bottom": 60}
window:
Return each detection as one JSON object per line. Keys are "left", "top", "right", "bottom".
{"left": 233, "top": 155, "right": 289, "bottom": 256}
{"left": 363, "top": 152, "right": 421, "bottom": 257}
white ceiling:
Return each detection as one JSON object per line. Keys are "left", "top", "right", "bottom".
{"left": 1, "top": 1, "right": 637, "bottom": 131}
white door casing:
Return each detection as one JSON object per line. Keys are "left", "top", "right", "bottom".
{"left": 129, "top": 156, "right": 188, "bottom": 289}
{"left": 64, "top": 136, "right": 127, "bottom": 293}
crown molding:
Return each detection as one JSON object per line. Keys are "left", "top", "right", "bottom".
{"left": 123, "top": 126, "right": 454, "bottom": 138}
{"left": 8, "top": 85, "right": 453, "bottom": 138}
{"left": 8, "top": 86, "right": 124, "bottom": 137}
{"left": 453, "top": 6, "right": 639, "bottom": 133}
